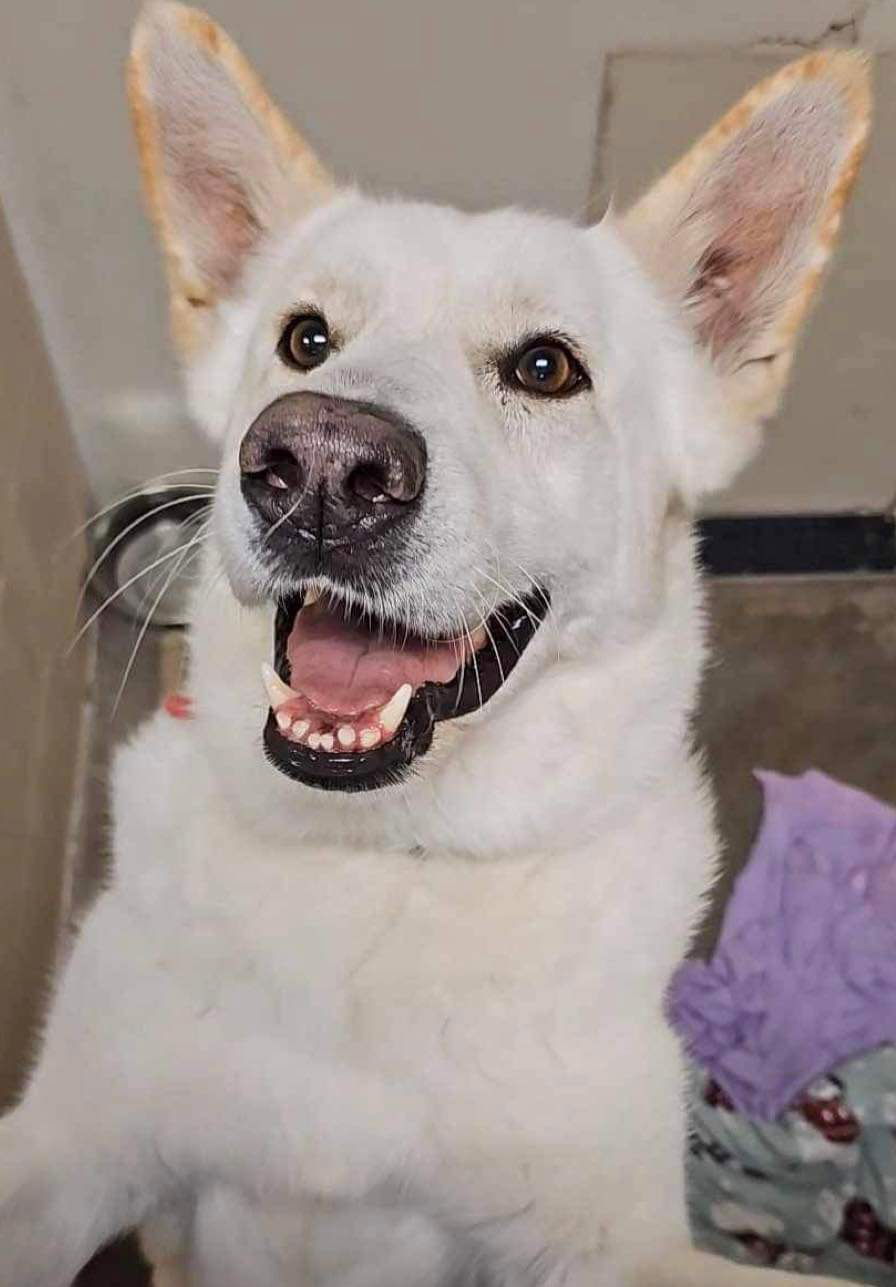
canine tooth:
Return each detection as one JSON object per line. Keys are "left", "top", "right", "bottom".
{"left": 359, "top": 728, "right": 380, "bottom": 749}
{"left": 303, "top": 586, "right": 322, "bottom": 607}
{"left": 337, "top": 725, "right": 356, "bottom": 748}
{"left": 275, "top": 711, "right": 292, "bottom": 731}
{"left": 470, "top": 625, "right": 488, "bottom": 650}
{"left": 261, "top": 662, "right": 298, "bottom": 710}
{"left": 320, "top": 733, "right": 335, "bottom": 751}
{"left": 291, "top": 719, "right": 310, "bottom": 738}
{"left": 307, "top": 732, "right": 322, "bottom": 750}
{"left": 378, "top": 683, "right": 413, "bottom": 735}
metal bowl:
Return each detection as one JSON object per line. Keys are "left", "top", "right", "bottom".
{"left": 87, "top": 487, "right": 210, "bottom": 627}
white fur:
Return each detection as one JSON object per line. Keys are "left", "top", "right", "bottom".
{"left": 0, "top": 21, "right": 862, "bottom": 1285}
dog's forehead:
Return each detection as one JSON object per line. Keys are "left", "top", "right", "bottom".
{"left": 268, "top": 195, "right": 607, "bottom": 326}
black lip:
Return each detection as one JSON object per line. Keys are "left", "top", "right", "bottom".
{"left": 263, "top": 587, "right": 550, "bottom": 792}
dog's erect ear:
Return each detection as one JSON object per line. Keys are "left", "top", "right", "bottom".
{"left": 129, "top": 2, "right": 334, "bottom": 354}
{"left": 620, "top": 52, "right": 870, "bottom": 432}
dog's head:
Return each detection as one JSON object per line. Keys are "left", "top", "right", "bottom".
{"left": 129, "top": 5, "right": 868, "bottom": 832}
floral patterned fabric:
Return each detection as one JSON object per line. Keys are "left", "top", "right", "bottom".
{"left": 687, "top": 1049, "right": 896, "bottom": 1283}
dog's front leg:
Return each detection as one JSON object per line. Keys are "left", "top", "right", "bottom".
{"left": 0, "top": 1103, "right": 163, "bottom": 1287}
{"left": 0, "top": 899, "right": 181, "bottom": 1286}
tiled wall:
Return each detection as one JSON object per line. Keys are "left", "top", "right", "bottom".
{"left": 0, "top": 202, "right": 88, "bottom": 1108}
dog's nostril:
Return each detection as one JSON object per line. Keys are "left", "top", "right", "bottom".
{"left": 347, "top": 442, "right": 425, "bottom": 507}
{"left": 348, "top": 462, "right": 395, "bottom": 505}
{"left": 352, "top": 460, "right": 417, "bottom": 504}
{"left": 258, "top": 449, "right": 303, "bottom": 493}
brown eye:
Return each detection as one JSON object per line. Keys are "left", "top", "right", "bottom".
{"left": 279, "top": 314, "right": 331, "bottom": 370}
{"left": 512, "top": 341, "right": 586, "bottom": 397}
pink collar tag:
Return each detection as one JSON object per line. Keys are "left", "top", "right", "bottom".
{"left": 164, "top": 692, "right": 194, "bottom": 720}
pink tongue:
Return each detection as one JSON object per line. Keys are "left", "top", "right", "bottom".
{"left": 286, "top": 599, "right": 464, "bottom": 716}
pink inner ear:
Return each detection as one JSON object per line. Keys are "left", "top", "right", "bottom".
{"left": 172, "top": 158, "right": 260, "bottom": 294}
{"left": 144, "top": 28, "right": 278, "bottom": 301}
{"left": 683, "top": 83, "right": 845, "bottom": 361}
{"left": 689, "top": 194, "right": 806, "bottom": 358}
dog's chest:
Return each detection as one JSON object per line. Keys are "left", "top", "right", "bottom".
{"left": 171, "top": 826, "right": 603, "bottom": 1059}
{"left": 134, "top": 812, "right": 659, "bottom": 1162}
{"left": 110, "top": 720, "right": 700, "bottom": 1198}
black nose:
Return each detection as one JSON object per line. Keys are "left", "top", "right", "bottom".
{"left": 239, "top": 392, "right": 426, "bottom": 558}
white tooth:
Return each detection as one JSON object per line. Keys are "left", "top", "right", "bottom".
{"left": 470, "top": 625, "right": 488, "bottom": 650}
{"left": 307, "top": 733, "right": 322, "bottom": 750}
{"left": 303, "top": 586, "right": 322, "bottom": 607}
{"left": 275, "top": 712, "right": 292, "bottom": 731}
{"left": 360, "top": 728, "right": 380, "bottom": 749}
{"left": 261, "top": 662, "right": 298, "bottom": 710}
{"left": 378, "top": 683, "right": 413, "bottom": 735}
{"left": 337, "top": 725, "right": 356, "bottom": 748}
{"left": 320, "top": 733, "right": 335, "bottom": 751}
{"left": 291, "top": 719, "right": 310, "bottom": 738}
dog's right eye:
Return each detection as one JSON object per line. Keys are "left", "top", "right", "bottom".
{"left": 504, "top": 336, "right": 590, "bottom": 399}
{"left": 278, "top": 314, "right": 331, "bottom": 371}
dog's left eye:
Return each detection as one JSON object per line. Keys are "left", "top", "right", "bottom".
{"left": 278, "top": 314, "right": 331, "bottom": 370}
{"left": 510, "top": 339, "right": 588, "bottom": 398}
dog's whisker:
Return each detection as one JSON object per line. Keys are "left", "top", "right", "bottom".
{"left": 447, "top": 590, "right": 471, "bottom": 715}
{"left": 503, "top": 556, "right": 553, "bottom": 617}
{"left": 471, "top": 586, "right": 507, "bottom": 690}
{"left": 458, "top": 603, "right": 484, "bottom": 716}
{"left": 60, "top": 470, "right": 218, "bottom": 551}
{"left": 190, "top": 553, "right": 229, "bottom": 621}
{"left": 112, "top": 531, "right": 208, "bottom": 715}
{"left": 490, "top": 608, "right": 523, "bottom": 661}
{"left": 476, "top": 562, "right": 543, "bottom": 637}
{"left": 264, "top": 492, "right": 305, "bottom": 544}
{"left": 75, "top": 495, "right": 213, "bottom": 621}
{"left": 468, "top": 573, "right": 523, "bottom": 663}
{"left": 129, "top": 506, "right": 210, "bottom": 617}
{"left": 66, "top": 527, "right": 210, "bottom": 654}
{"left": 502, "top": 556, "right": 562, "bottom": 662}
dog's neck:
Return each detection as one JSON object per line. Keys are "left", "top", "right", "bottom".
{"left": 189, "top": 526, "right": 709, "bottom": 861}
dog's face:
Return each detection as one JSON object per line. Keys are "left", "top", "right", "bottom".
{"left": 200, "top": 198, "right": 686, "bottom": 794}
{"left": 130, "top": 5, "right": 869, "bottom": 806}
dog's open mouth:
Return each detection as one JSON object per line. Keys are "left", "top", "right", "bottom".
{"left": 261, "top": 586, "right": 549, "bottom": 791}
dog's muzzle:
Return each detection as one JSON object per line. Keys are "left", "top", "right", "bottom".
{"left": 239, "top": 393, "right": 550, "bottom": 793}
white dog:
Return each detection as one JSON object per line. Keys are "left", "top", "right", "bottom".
{"left": 0, "top": 6, "right": 871, "bottom": 1285}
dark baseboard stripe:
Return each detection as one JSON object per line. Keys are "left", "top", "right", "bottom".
{"left": 697, "top": 514, "right": 896, "bottom": 576}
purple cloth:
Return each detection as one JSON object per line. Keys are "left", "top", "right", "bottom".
{"left": 669, "top": 770, "right": 896, "bottom": 1121}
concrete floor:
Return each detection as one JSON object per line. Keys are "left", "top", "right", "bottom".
{"left": 70, "top": 573, "right": 896, "bottom": 1283}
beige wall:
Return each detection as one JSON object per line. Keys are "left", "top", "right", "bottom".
{"left": 0, "top": 1, "right": 893, "bottom": 509}
{"left": 0, "top": 203, "right": 88, "bottom": 1109}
